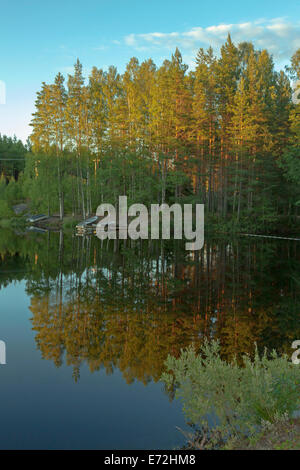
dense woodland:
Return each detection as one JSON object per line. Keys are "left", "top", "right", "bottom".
{"left": 1, "top": 35, "right": 300, "bottom": 232}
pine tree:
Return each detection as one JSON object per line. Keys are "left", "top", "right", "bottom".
{"left": 66, "top": 59, "right": 87, "bottom": 217}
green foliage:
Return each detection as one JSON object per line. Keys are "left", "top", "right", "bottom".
{"left": 0, "top": 134, "right": 27, "bottom": 178}
{"left": 62, "top": 216, "right": 80, "bottom": 229}
{"left": 4, "top": 177, "right": 23, "bottom": 204}
{"left": 0, "top": 199, "right": 14, "bottom": 218}
{"left": 279, "top": 149, "right": 300, "bottom": 186}
{"left": 161, "top": 340, "right": 300, "bottom": 444}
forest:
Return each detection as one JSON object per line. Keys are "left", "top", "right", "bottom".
{"left": 1, "top": 35, "right": 300, "bottom": 233}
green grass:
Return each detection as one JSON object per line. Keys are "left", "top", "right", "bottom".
{"left": 62, "top": 216, "right": 81, "bottom": 229}
{"left": 0, "top": 218, "right": 12, "bottom": 228}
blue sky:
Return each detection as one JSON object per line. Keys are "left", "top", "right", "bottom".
{"left": 1, "top": 0, "right": 300, "bottom": 142}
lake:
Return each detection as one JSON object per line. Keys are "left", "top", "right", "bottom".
{"left": 0, "top": 229, "right": 299, "bottom": 449}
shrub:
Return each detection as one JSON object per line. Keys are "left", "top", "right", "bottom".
{"left": 161, "top": 340, "right": 300, "bottom": 445}
{"left": 63, "top": 217, "right": 80, "bottom": 229}
{"left": 0, "top": 200, "right": 14, "bottom": 218}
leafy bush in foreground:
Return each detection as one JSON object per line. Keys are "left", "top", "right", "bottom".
{"left": 161, "top": 340, "right": 300, "bottom": 445}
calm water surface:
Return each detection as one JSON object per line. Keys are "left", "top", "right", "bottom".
{"left": 0, "top": 230, "right": 299, "bottom": 449}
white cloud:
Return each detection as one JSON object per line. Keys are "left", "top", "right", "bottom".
{"left": 123, "top": 18, "right": 300, "bottom": 65}
{"left": 93, "top": 45, "right": 108, "bottom": 51}
{"left": 60, "top": 66, "right": 74, "bottom": 74}
{"left": 125, "top": 34, "right": 137, "bottom": 47}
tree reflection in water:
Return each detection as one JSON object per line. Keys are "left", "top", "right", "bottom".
{"left": 0, "top": 229, "right": 299, "bottom": 384}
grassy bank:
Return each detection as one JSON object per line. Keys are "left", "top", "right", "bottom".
{"left": 180, "top": 417, "right": 300, "bottom": 450}
{"left": 0, "top": 213, "right": 82, "bottom": 231}
{"left": 229, "top": 417, "right": 300, "bottom": 450}
{"left": 0, "top": 217, "right": 28, "bottom": 230}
